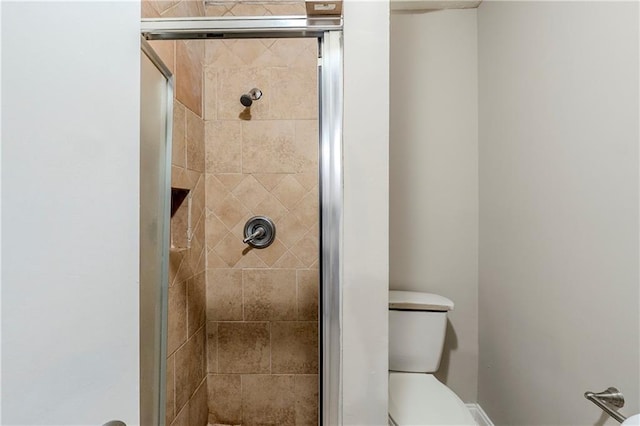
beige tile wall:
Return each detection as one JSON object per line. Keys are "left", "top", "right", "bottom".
{"left": 142, "top": 0, "right": 306, "bottom": 19}
{"left": 143, "top": 3, "right": 319, "bottom": 425}
{"left": 167, "top": 99, "right": 208, "bottom": 426}
{"left": 144, "top": 2, "right": 208, "bottom": 421}
{"left": 167, "top": 99, "right": 209, "bottom": 425}
{"left": 204, "top": 38, "right": 319, "bottom": 426}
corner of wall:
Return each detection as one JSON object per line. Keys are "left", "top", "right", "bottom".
{"left": 343, "top": 0, "right": 391, "bottom": 423}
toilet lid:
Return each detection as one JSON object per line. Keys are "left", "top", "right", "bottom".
{"left": 389, "top": 373, "right": 477, "bottom": 426}
{"left": 389, "top": 291, "right": 454, "bottom": 312}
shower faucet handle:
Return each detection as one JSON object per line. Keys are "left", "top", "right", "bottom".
{"left": 243, "top": 227, "right": 265, "bottom": 244}
{"left": 243, "top": 216, "right": 276, "bottom": 248}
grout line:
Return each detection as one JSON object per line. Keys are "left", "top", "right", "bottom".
{"left": 159, "top": 1, "right": 180, "bottom": 17}
{"left": 171, "top": 40, "right": 176, "bottom": 77}
{"left": 167, "top": 320, "right": 205, "bottom": 359}
{"left": 171, "top": 355, "right": 176, "bottom": 421}
{"left": 240, "top": 373, "right": 244, "bottom": 424}
{"left": 186, "top": 277, "right": 192, "bottom": 338}
{"left": 215, "top": 321, "right": 219, "bottom": 374}
{"left": 241, "top": 269, "right": 246, "bottom": 321}
{"left": 183, "top": 104, "right": 188, "bottom": 168}
{"left": 295, "top": 269, "right": 300, "bottom": 320}
{"left": 213, "top": 69, "right": 218, "bottom": 121}
{"left": 269, "top": 320, "right": 272, "bottom": 374}
{"left": 240, "top": 118, "right": 243, "bottom": 174}
{"left": 172, "top": 401, "right": 188, "bottom": 426}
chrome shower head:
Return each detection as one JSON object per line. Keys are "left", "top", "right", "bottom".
{"left": 240, "top": 88, "right": 262, "bottom": 107}
{"left": 240, "top": 94, "right": 253, "bottom": 107}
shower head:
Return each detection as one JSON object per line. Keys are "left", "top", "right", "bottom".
{"left": 241, "top": 94, "right": 253, "bottom": 107}
{"left": 240, "top": 88, "right": 262, "bottom": 108}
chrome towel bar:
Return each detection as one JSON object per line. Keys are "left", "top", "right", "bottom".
{"left": 585, "top": 387, "right": 627, "bottom": 423}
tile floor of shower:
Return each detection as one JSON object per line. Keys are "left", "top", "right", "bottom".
{"left": 153, "top": 24, "right": 320, "bottom": 425}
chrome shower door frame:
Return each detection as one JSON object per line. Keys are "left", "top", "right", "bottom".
{"left": 140, "top": 38, "right": 173, "bottom": 426}
{"left": 141, "top": 17, "right": 344, "bottom": 426}
{"left": 318, "top": 29, "right": 343, "bottom": 426}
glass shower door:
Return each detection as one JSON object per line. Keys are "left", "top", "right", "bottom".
{"left": 140, "top": 41, "right": 173, "bottom": 426}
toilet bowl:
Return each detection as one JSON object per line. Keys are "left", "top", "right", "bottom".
{"left": 388, "top": 290, "right": 477, "bottom": 426}
{"left": 389, "top": 373, "right": 476, "bottom": 426}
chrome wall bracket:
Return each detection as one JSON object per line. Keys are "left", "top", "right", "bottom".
{"left": 585, "top": 387, "right": 627, "bottom": 423}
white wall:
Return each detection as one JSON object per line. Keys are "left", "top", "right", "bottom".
{"left": 0, "top": 1, "right": 3, "bottom": 422}
{"left": 389, "top": 9, "right": 478, "bottom": 403}
{"left": 343, "top": 1, "right": 390, "bottom": 424}
{"left": 0, "top": 1, "right": 391, "bottom": 424}
{"left": 478, "top": 2, "right": 640, "bottom": 424}
{"left": 1, "top": 2, "right": 141, "bottom": 424}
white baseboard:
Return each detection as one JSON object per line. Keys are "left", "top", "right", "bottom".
{"left": 466, "top": 403, "right": 494, "bottom": 426}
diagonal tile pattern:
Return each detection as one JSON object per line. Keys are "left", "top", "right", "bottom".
{"left": 205, "top": 176, "right": 318, "bottom": 268}
{"left": 139, "top": 4, "right": 321, "bottom": 418}
{"left": 202, "top": 37, "right": 320, "bottom": 426}
{"left": 203, "top": 0, "right": 306, "bottom": 18}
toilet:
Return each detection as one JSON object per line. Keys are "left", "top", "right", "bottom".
{"left": 389, "top": 290, "right": 477, "bottom": 426}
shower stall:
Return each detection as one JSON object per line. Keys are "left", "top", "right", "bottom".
{"left": 140, "top": 12, "right": 343, "bottom": 426}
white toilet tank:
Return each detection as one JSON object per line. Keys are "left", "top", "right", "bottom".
{"left": 389, "top": 291, "right": 454, "bottom": 373}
